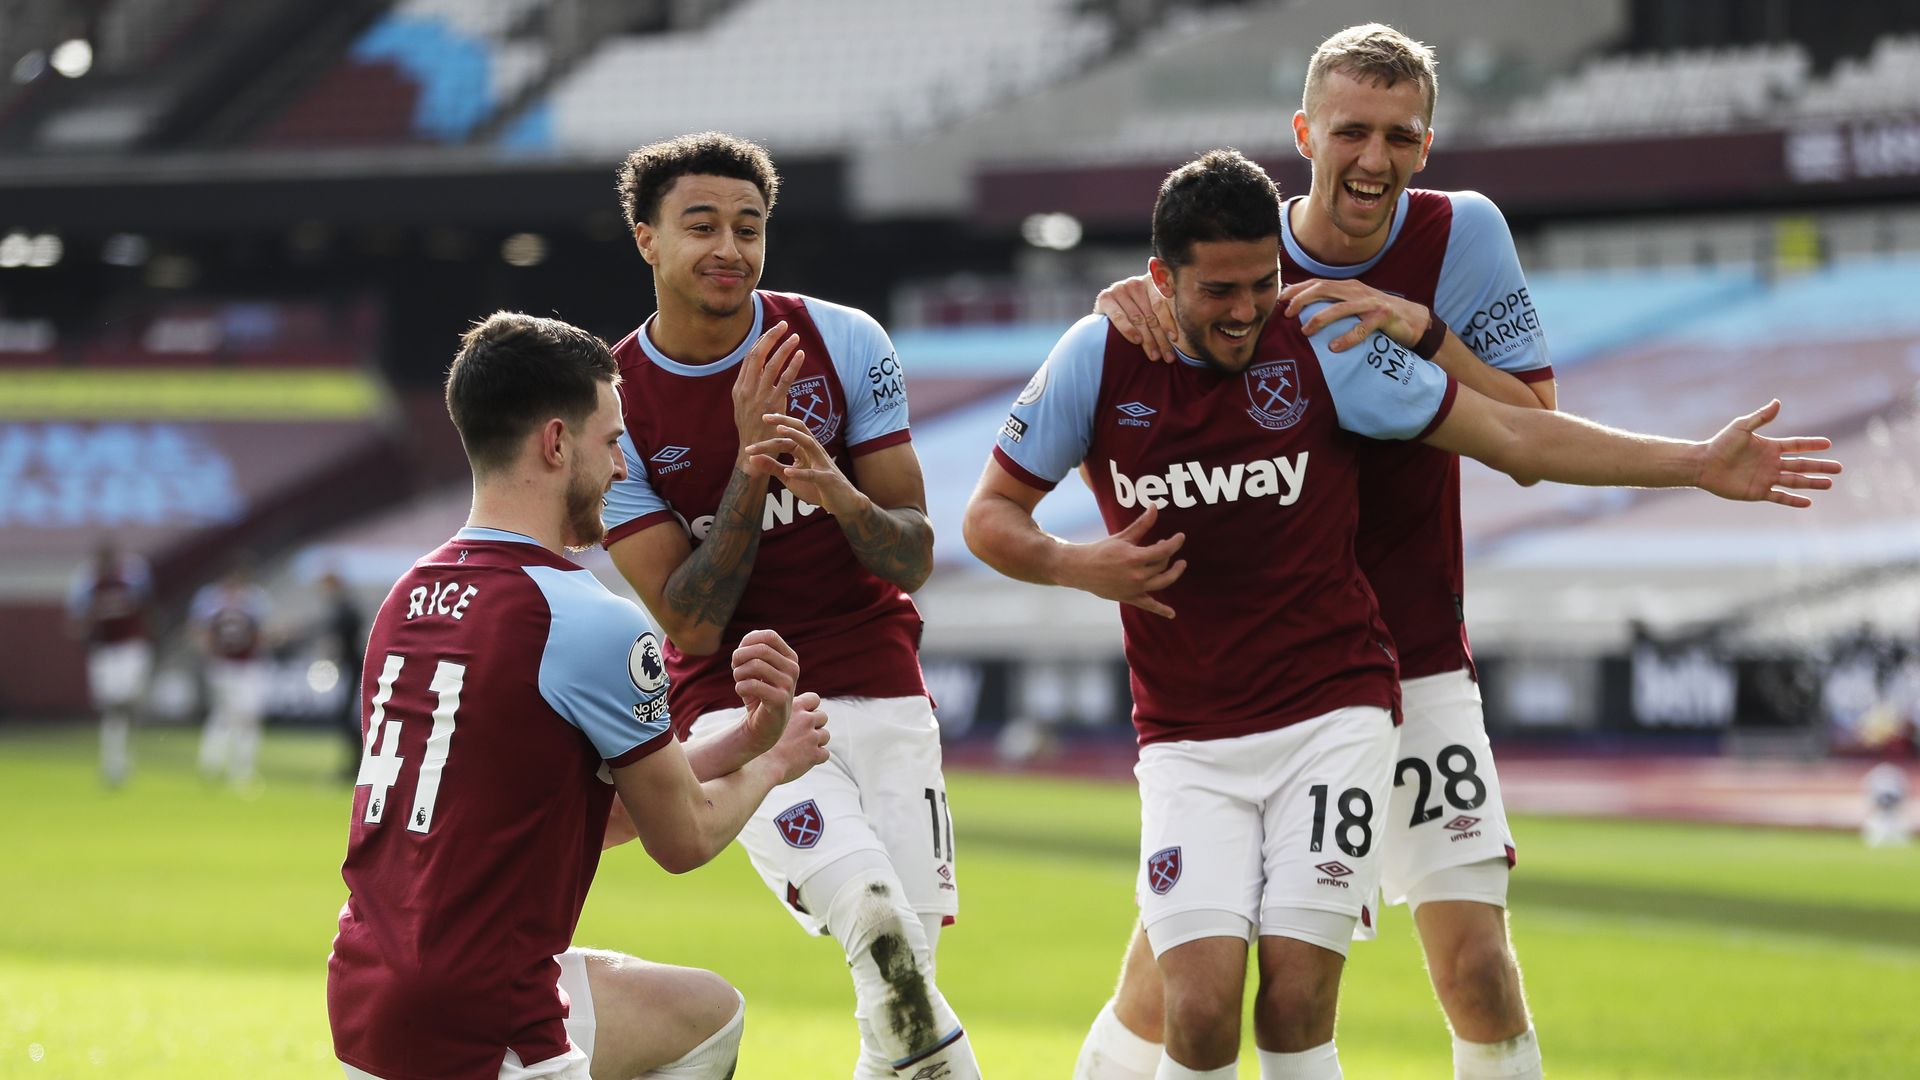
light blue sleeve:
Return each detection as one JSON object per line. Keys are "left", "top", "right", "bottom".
{"left": 806, "top": 297, "right": 911, "bottom": 448}
{"left": 1436, "top": 191, "right": 1551, "bottom": 375}
{"left": 602, "top": 432, "right": 671, "bottom": 535}
{"left": 244, "top": 585, "right": 272, "bottom": 620}
{"left": 1301, "top": 302, "right": 1455, "bottom": 441}
{"left": 991, "top": 314, "right": 1107, "bottom": 487}
{"left": 189, "top": 585, "right": 219, "bottom": 625}
{"left": 65, "top": 568, "right": 89, "bottom": 619}
{"left": 526, "top": 565, "right": 672, "bottom": 761}
{"left": 127, "top": 556, "right": 152, "bottom": 601}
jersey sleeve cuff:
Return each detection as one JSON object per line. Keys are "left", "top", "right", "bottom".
{"left": 991, "top": 445, "right": 1058, "bottom": 491}
{"left": 602, "top": 510, "right": 679, "bottom": 549}
{"left": 606, "top": 727, "right": 674, "bottom": 768}
{"left": 848, "top": 428, "right": 911, "bottom": 458}
{"left": 1513, "top": 365, "right": 1555, "bottom": 384}
{"left": 1415, "top": 377, "right": 1461, "bottom": 442}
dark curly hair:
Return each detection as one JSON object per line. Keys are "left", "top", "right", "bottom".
{"left": 616, "top": 132, "right": 781, "bottom": 229}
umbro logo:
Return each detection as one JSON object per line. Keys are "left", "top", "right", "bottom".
{"left": 650, "top": 445, "right": 694, "bottom": 474}
{"left": 1314, "top": 860, "right": 1354, "bottom": 889}
{"left": 1444, "top": 816, "right": 1481, "bottom": 832}
{"left": 1116, "top": 401, "right": 1156, "bottom": 427}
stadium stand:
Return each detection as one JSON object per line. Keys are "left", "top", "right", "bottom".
{"left": 260, "top": 0, "right": 549, "bottom": 146}
{"left": 1499, "top": 44, "right": 1812, "bottom": 142}
{"left": 1794, "top": 33, "right": 1920, "bottom": 119}
{"left": 535, "top": 0, "right": 1114, "bottom": 152}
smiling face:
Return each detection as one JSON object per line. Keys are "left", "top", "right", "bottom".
{"left": 1294, "top": 69, "right": 1433, "bottom": 247}
{"left": 560, "top": 380, "right": 627, "bottom": 552}
{"left": 634, "top": 174, "right": 767, "bottom": 320}
{"left": 1151, "top": 238, "right": 1281, "bottom": 374}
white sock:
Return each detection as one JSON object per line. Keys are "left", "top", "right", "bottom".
{"left": 1155, "top": 1054, "right": 1236, "bottom": 1080}
{"left": 198, "top": 713, "right": 230, "bottom": 775}
{"left": 1075, "top": 999, "right": 1163, "bottom": 1079}
{"left": 231, "top": 717, "right": 261, "bottom": 784}
{"left": 1453, "top": 1027, "right": 1542, "bottom": 1079}
{"left": 1259, "top": 1041, "right": 1342, "bottom": 1079}
{"left": 812, "top": 864, "right": 976, "bottom": 1079}
{"left": 100, "top": 712, "right": 131, "bottom": 784}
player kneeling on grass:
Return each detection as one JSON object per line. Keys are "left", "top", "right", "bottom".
{"left": 326, "top": 312, "right": 830, "bottom": 1080}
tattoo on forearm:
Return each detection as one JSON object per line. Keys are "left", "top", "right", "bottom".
{"left": 665, "top": 467, "right": 763, "bottom": 631}
{"left": 842, "top": 503, "right": 934, "bottom": 591}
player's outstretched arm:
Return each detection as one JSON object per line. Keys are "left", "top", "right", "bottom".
{"left": 744, "top": 419, "right": 934, "bottom": 592}
{"left": 1423, "top": 390, "right": 1842, "bottom": 506}
{"left": 962, "top": 459, "right": 1188, "bottom": 617}
{"left": 1094, "top": 273, "right": 1178, "bottom": 363}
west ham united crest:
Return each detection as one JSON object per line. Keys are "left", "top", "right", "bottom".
{"left": 1245, "top": 359, "right": 1308, "bottom": 431}
{"left": 775, "top": 799, "right": 825, "bottom": 849}
{"left": 1147, "top": 846, "right": 1182, "bottom": 895}
{"left": 787, "top": 376, "right": 843, "bottom": 444}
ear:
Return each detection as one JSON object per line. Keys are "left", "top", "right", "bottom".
{"left": 539, "top": 417, "right": 568, "bottom": 468}
{"left": 1148, "top": 257, "right": 1175, "bottom": 299}
{"left": 1292, "top": 110, "right": 1312, "bottom": 159}
{"left": 1413, "top": 127, "right": 1434, "bottom": 175}
{"left": 634, "top": 222, "right": 656, "bottom": 266}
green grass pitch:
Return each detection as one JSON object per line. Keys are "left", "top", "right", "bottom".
{"left": 3, "top": 725, "right": 1917, "bottom": 1078}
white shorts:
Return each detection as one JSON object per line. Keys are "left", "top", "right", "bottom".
{"left": 1378, "top": 669, "right": 1516, "bottom": 907}
{"left": 1134, "top": 707, "right": 1395, "bottom": 950}
{"left": 341, "top": 950, "right": 595, "bottom": 1080}
{"left": 87, "top": 640, "right": 152, "bottom": 709}
{"left": 689, "top": 695, "right": 957, "bottom": 934}
{"left": 206, "top": 659, "right": 268, "bottom": 722}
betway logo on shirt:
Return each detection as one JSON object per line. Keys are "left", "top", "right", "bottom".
{"left": 689, "top": 487, "right": 822, "bottom": 540}
{"left": 1108, "top": 453, "right": 1308, "bottom": 509}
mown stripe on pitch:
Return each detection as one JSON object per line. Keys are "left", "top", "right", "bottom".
{"left": 1510, "top": 878, "right": 1920, "bottom": 950}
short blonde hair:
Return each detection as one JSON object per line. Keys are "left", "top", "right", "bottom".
{"left": 1303, "top": 23, "right": 1438, "bottom": 124}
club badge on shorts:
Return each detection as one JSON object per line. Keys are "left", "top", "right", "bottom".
{"left": 1147, "top": 846, "right": 1182, "bottom": 895}
{"left": 775, "top": 799, "right": 824, "bottom": 849}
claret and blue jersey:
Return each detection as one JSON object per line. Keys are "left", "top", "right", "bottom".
{"left": 329, "top": 527, "right": 673, "bottom": 1080}
{"left": 993, "top": 305, "right": 1457, "bottom": 746}
{"left": 600, "top": 290, "right": 929, "bottom": 725}
{"left": 1283, "top": 188, "right": 1554, "bottom": 679}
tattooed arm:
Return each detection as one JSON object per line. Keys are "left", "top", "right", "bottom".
{"left": 838, "top": 444, "right": 934, "bottom": 592}
{"left": 610, "top": 466, "right": 771, "bottom": 655}
{"left": 609, "top": 322, "right": 807, "bottom": 655}
{"left": 746, "top": 419, "right": 935, "bottom": 593}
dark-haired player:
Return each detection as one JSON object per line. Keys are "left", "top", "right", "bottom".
{"left": 327, "top": 312, "right": 830, "bottom": 1080}
{"left": 1087, "top": 23, "right": 1559, "bottom": 1080}
{"left": 602, "top": 133, "right": 978, "bottom": 1079}
{"left": 967, "top": 149, "right": 1837, "bottom": 1080}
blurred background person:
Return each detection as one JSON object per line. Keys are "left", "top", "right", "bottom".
{"left": 314, "top": 570, "right": 366, "bottom": 781}
{"left": 191, "top": 560, "right": 275, "bottom": 786}
{"left": 65, "top": 539, "right": 153, "bottom": 787}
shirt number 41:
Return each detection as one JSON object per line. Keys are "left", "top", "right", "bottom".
{"left": 354, "top": 653, "right": 464, "bottom": 834}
